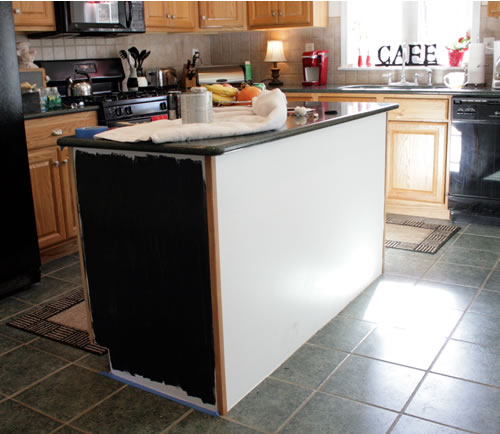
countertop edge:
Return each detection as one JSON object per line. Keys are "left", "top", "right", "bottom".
{"left": 57, "top": 102, "right": 398, "bottom": 157}
{"left": 24, "top": 106, "right": 100, "bottom": 120}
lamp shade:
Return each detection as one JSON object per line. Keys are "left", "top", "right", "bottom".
{"left": 264, "top": 40, "right": 287, "bottom": 63}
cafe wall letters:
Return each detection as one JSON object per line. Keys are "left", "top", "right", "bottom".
{"left": 376, "top": 44, "right": 438, "bottom": 66}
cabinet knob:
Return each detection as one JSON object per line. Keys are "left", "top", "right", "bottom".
{"left": 51, "top": 128, "right": 63, "bottom": 136}
{"left": 62, "top": 159, "right": 69, "bottom": 165}
{"left": 172, "top": 15, "right": 176, "bottom": 19}
{"left": 53, "top": 160, "right": 60, "bottom": 167}
{"left": 202, "top": 15, "right": 206, "bottom": 20}
{"left": 166, "top": 14, "right": 171, "bottom": 18}
{"left": 278, "top": 10, "right": 283, "bottom": 16}
{"left": 14, "top": 8, "right": 21, "bottom": 14}
{"left": 271, "top": 10, "right": 276, "bottom": 16}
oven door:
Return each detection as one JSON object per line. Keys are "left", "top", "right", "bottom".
{"left": 57, "top": 1, "right": 144, "bottom": 33}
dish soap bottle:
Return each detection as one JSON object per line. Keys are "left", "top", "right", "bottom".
{"left": 358, "top": 49, "right": 363, "bottom": 67}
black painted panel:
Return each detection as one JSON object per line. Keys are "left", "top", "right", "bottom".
{"left": 75, "top": 151, "right": 215, "bottom": 404}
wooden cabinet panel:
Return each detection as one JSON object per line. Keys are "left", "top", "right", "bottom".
{"left": 28, "top": 147, "right": 67, "bottom": 250}
{"left": 247, "top": 2, "right": 278, "bottom": 27}
{"left": 386, "top": 121, "right": 447, "bottom": 204}
{"left": 278, "top": 2, "right": 311, "bottom": 25}
{"left": 198, "top": 1, "right": 245, "bottom": 29}
{"left": 58, "top": 147, "right": 78, "bottom": 239}
{"left": 384, "top": 97, "right": 449, "bottom": 121}
{"left": 318, "top": 96, "right": 378, "bottom": 102}
{"left": 488, "top": 1, "right": 500, "bottom": 17}
{"left": 25, "top": 111, "right": 98, "bottom": 151}
{"left": 145, "top": 1, "right": 196, "bottom": 31}
{"left": 12, "top": 1, "right": 55, "bottom": 31}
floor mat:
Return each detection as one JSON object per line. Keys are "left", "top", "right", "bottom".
{"left": 385, "top": 215, "right": 460, "bottom": 254}
{"left": 7, "top": 288, "right": 107, "bottom": 355}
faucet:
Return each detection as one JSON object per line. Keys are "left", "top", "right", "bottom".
{"left": 400, "top": 43, "right": 408, "bottom": 84}
{"left": 425, "top": 67, "right": 433, "bottom": 86}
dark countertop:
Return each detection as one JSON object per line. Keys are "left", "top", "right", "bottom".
{"left": 58, "top": 101, "right": 398, "bottom": 156}
{"left": 282, "top": 84, "right": 500, "bottom": 97}
{"left": 24, "top": 105, "right": 99, "bottom": 120}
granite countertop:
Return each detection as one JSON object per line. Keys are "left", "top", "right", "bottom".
{"left": 57, "top": 101, "right": 398, "bottom": 156}
{"left": 24, "top": 105, "right": 99, "bottom": 120}
{"left": 281, "top": 83, "right": 500, "bottom": 97}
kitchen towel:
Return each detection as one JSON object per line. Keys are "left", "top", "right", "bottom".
{"left": 94, "top": 88, "right": 288, "bottom": 144}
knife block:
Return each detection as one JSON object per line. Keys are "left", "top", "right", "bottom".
{"left": 183, "top": 64, "right": 197, "bottom": 89}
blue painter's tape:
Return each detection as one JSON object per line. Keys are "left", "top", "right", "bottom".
{"left": 99, "top": 371, "right": 219, "bottom": 417}
{"left": 75, "top": 126, "right": 108, "bottom": 139}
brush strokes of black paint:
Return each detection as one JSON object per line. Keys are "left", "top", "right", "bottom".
{"left": 75, "top": 151, "right": 215, "bottom": 405}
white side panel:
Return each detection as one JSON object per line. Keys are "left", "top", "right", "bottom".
{"left": 216, "top": 114, "right": 387, "bottom": 409}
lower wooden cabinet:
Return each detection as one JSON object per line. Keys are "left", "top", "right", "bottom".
{"left": 25, "top": 111, "right": 97, "bottom": 256}
{"left": 386, "top": 121, "right": 448, "bottom": 206}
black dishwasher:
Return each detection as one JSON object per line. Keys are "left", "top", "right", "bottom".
{"left": 449, "top": 97, "right": 500, "bottom": 225}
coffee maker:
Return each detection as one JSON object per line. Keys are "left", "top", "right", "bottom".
{"left": 302, "top": 50, "right": 328, "bottom": 86}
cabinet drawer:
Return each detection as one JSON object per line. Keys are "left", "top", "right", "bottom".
{"left": 383, "top": 97, "right": 449, "bottom": 121}
{"left": 25, "top": 111, "right": 98, "bottom": 150}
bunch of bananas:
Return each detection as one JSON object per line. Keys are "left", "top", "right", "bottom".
{"left": 202, "top": 84, "right": 238, "bottom": 103}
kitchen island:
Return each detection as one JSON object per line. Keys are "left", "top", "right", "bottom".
{"left": 58, "top": 101, "right": 397, "bottom": 415}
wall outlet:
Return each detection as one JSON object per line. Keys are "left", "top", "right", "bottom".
{"left": 192, "top": 49, "right": 200, "bottom": 57}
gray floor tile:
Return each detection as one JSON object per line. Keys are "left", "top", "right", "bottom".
{"left": 432, "top": 339, "right": 500, "bottom": 387}
{"left": 0, "top": 296, "right": 32, "bottom": 321}
{"left": 42, "top": 255, "right": 80, "bottom": 275}
{"left": 413, "top": 281, "right": 478, "bottom": 311}
{"left": 14, "top": 276, "right": 80, "bottom": 306}
{"left": 452, "top": 311, "right": 500, "bottom": 347}
{"left": 72, "top": 385, "right": 190, "bottom": 433}
{"left": 171, "top": 411, "right": 260, "bottom": 433}
{"left": 0, "top": 345, "right": 68, "bottom": 395}
{"left": 308, "top": 316, "right": 375, "bottom": 352}
{"left": 391, "top": 415, "right": 466, "bottom": 433}
{"left": 354, "top": 326, "right": 446, "bottom": 370}
{"left": 383, "top": 254, "right": 435, "bottom": 278}
{"left": 0, "top": 319, "right": 39, "bottom": 343}
{"left": 484, "top": 270, "right": 500, "bottom": 291}
{"left": 464, "top": 223, "right": 500, "bottom": 238}
{"left": 52, "top": 426, "right": 85, "bottom": 434}
{"left": 321, "top": 355, "right": 424, "bottom": 411}
{"left": 0, "top": 335, "right": 21, "bottom": 355}
{"left": 439, "top": 246, "right": 500, "bottom": 269}
{"left": 74, "top": 353, "right": 110, "bottom": 372}
{"left": 281, "top": 392, "right": 397, "bottom": 434}
{"left": 271, "top": 343, "right": 347, "bottom": 389}
{"left": 406, "top": 373, "right": 500, "bottom": 433}
{"left": 48, "top": 263, "right": 82, "bottom": 285}
{"left": 227, "top": 378, "right": 311, "bottom": 433}
{"left": 453, "top": 234, "right": 500, "bottom": 253}
{"left": 423, "top": 263, "right": 490, "bottom": 288}
{"left": 0, "top": 399, "right": 62, "bottom": 433}
{"left": 16, "top": 365, "right": 123, "bottom": 421}
{"left": 469, "top": 290, "right": 500, "bottom": 317}
{"left": 28, "top": 338, "right": 88, "bottom": 362}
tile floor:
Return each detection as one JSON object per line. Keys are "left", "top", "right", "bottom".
{"left": 1, "top": 218, "right": 499, "bottom": 433}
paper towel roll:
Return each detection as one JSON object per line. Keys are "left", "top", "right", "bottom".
{"left": 468, "top": 43, "right": 485, "bottom": 84}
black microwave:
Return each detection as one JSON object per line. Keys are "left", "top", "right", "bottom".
{"left": 53, "top": 1, "right": 145, "bottom": 35}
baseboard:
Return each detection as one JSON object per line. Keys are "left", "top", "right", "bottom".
{"left": 40, "top": 238, "right": 78, "bottom": 264}
{"left": 386, "top": 203, "right": 450, "bottom": 220}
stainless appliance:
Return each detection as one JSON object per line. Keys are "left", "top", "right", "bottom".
{"left": 493, "top": 41, "right": 500, "bottom": 89}
{"left": 449, "top": 97, "right": 500, "bottom": 225}
{"left": 1, "top": 2, "right": 41, "bottom": 297}
{"left": 30, "top": 1, "right": 145, "bottom": 37}
{"left": 146, "top": 68, "right": 177, "bottom": 88}
{"left": 196, "top": 65, "right": 245, "bottom": 85}
{"left": 37, "top": 58, "right": 177, "bottom": 127}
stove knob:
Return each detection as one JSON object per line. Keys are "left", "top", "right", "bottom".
{"left": 125, "top": 106, "right": 132, "bottom": 115}
{"left": 114, "top": 107, "right": 123, "bottom": 117}
{"left": 160, "top": 102, "right": 167, "bottom": 110}
{"left": 495, "top": 111, "right": 500, "bottom": 116}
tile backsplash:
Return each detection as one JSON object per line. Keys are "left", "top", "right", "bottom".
{"left": 17, "top": 4, "right": 500, "bottom": 88}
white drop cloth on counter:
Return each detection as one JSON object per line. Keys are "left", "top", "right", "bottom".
{"left": 94, "top": 88, "right": 288, "bottom": 144}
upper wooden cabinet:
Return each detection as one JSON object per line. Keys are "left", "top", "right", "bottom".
{"left": 247, "top": 1, "right": 327, "bottom": 29}
{"left": 198, "top": 1, "right": 246, "bottom": 30}
{"left": 145, "top": 1, "right": 197, "bottom": 32}
{"left": 12, "top": 1, "right": 56, "bottom": 31}
{"left": 488, "top": 1, "right": 500, "bottom": 17}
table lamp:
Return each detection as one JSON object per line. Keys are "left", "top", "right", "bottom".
{"left": 264, "top": 40, "right": 287, "bottom": 88}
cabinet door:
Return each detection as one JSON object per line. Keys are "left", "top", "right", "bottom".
{"left": 386, "top": 121, "right": 447, "bottom": 204}
{"left": 278, "top": 2, "right": 311, "bottom": 25}
{"left": 12, "top": 1, "right": 55, "bottom": 31}
{"left": 247, "top": 1, "right": 278, "bottom": 27}
{"left": 488, "top": 1, "right": 500, "bottom": 17}
{"left": 144, "top": 1, "right": 169, "bottom": 30}
{"left": 28, "top": 147, "right": 67, "bottom": 250}
{"left": 167, "top": 1, "right": 196, "bottom": 30}
{"left": 199, "top": 1, "right": 245, "bottom": 29}
{"left": 58, "top": 147, "right": 78, "bottom": 239}
{"left": 318, "top": 96, "right": 378, "bottom": 102}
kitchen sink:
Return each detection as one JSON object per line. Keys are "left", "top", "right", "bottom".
{"left": 339, "top": 84, "right": 447, "bottom": 91}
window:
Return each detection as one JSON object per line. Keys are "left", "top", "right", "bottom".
{"left": 342, "top": 1, "right": 479, "bottom": 67}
